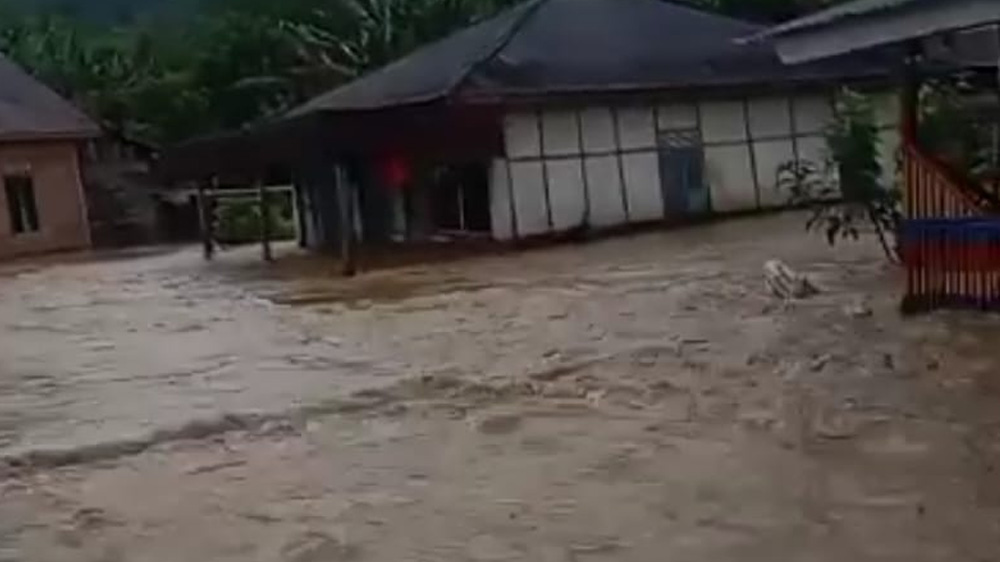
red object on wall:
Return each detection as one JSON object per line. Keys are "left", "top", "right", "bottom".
{"left": 380, "top": 153, "right": 411, "bottom": 190}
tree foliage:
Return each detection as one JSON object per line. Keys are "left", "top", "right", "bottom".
{"left": 778, "top": 90, "right": 902, "bottom": 262}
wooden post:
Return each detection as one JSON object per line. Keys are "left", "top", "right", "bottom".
{"left": 993, "top": 24, "right": 1000, "bottom": 167}
{"left": 291, "top": 183, "right": 306, "bottom": 248}
{"left": 335, "top": 164, "right": 357, "bottom": 277}
{"left": 197, "top": 181, "right": 215, "bottom": 261}
{"left": 900, "top": 43, "right": 920, "bottom": 145}
{"left": 258, "top": 181, "right": 273, "bottom": 262}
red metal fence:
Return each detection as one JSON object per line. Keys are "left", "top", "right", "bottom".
{"left": 901, "top": 141, "right": 1000, "bottom": 313}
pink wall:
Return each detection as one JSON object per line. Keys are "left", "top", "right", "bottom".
{"left": 0, "top": 141, "right": 91, "bottom": 260}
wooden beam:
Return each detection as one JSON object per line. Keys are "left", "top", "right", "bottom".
{"left": 197, "top": 181, "right": 215, "bottom": 261}
{"left": 291, "top": 182, "right": 306, "bottom": 248}
{"left": 900, "top": 43, "right": 921, "bottom": 144}
{"left": 335, "top": 164, "right": 357, "bottom": 277}
{"left": 258, "top": 181, "right": 273, "bottom": 262}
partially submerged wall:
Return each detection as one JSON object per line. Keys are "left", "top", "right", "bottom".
{"left": 491, "top": 91, "right": 899, "bottom": 241}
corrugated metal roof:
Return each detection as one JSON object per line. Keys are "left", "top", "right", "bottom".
{"left": 753, "top": 0, "right": 932, "bottom": 39}
{"left": 0, "top": 53, "right": 100, "bottom": 141}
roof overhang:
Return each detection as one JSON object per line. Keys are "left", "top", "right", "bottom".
{"left": 0, "top": 129, "right": 101, "bottom": 143}
{"left": 160, "top": 102, "right": 505, "bottom": 183}
{"left": 748, "top": 0, "right": 1000, "bottom": 64}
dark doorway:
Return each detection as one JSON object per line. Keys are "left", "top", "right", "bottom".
{"left": 431, "top": 163, "right": 491, "bottom": 233}
{"left": 658, "top": 129, "right": 710, "bottom": 218}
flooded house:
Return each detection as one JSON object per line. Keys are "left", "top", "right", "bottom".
{"left": 165, "top": 0, "right": 902, "bottom": 269}
{"left": 0, "top": 53, "right": 100, "bottom": 260}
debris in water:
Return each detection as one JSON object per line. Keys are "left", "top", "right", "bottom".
{"left": 764, "top": 260, "right": 819, "bottom": 300}
{"left": 844, "top": 299, "right": 873, "bottom": 318}
{"left": 473, "top": 412, "right": 523, "bottom": 435}
{"left": 809, "top": 354, "right": 832, "bottom": 372}
{"left": 282, "top": 531, "right": 361, "bottom": 562}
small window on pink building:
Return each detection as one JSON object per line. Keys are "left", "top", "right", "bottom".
{"left": 4, "top": 174, "right": 40, "bottom": 235}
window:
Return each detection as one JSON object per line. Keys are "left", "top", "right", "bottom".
{"left": 5, "top": 174, "right": 40, "bottom": 235}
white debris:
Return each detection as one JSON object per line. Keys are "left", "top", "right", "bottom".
{"left": 764, "top": 260, "right": 819, "bottom": 300}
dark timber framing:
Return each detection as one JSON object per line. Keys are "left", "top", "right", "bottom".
{"left": 787, "top": 97, "right": 802, "bottom": 166}
{"left": 198, "top": 181, "right": 215, "bottom": 261}
{"left": 258, "top": 181, "right": 273, "bottom": 262}
{"left": 334, "top": 164, "right": 357, "bottom": 276}
{"left": 610, "top": 106, "right": 632, "bottom": 221}
{"left": 504, "top": 152, "right": 519, "bottom": 241}
{"left": 535, "top": 109, "right": 555, "bottom": 230}
{"left": 652, "top": 103, "right": 669, "bottom": 219}
{"left": 741, "top": 97, "right": 763, "bottom": 209}
{"left": 574, "top": 108, "right": 592, "bottom": 226}
{"left": 692, "top": 101, "right": 710, "bottom": 214}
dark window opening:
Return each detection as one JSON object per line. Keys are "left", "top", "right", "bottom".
{"left": 4, "top": 174, "right": 40, "bottom": 235}
{"left": 431, "top": 163, "right": 491, "bottom": 233}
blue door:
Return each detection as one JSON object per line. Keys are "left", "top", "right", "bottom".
{"left": 658, "top": 131, "right": 710, "bottom": 217}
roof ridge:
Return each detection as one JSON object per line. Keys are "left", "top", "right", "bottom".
{"left": 444, "top": 0, "right": 550, "bottom": 101}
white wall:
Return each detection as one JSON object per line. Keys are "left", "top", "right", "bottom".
{"left": 754, "top": 139, "right": 796, "bottom": 208}
{"left": 584, "top": 155, "right": 626, "bottom": 227}
{"left": 748, "top": 96, "right": 795, "bottom": 209}
{"left": 546, "top": 159, "right": 587, "bottom": 230}
{"left": 543, "top": 111, "right": 588, "bottom": 231}
{"left": 489, "top": 90, "right": 900, "bottom": 241}
{"left": 617, "top": 107, "right": 663, "bottom": 221}
{"left": 581, "top": 107, "right": 627, "bottom": 227}
{"left": 704, "top": 144, "right": 755, "bottom": 212}
{"left": 510, "top": 160, "right": 549, "bottom": 236}
{"left": 490, "top": 159, "right": 513, "bottom": 241}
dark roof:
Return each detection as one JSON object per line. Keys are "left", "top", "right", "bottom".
{"left": 164, "top": 0, "right": 895, "bottom": 182}
{"left": 0, "top": 53, "right": 99, "bottom": 142}
{"left": 288, "top": 0, "right": 890, "bottom": 117}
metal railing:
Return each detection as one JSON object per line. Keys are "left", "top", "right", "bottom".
{"left": 901, "top": 140, "right": 1000, "bottom": 312}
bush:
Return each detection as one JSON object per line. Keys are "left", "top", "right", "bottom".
{"left": 215, "top": 193, "right": 296, "bottom": 244}
{"left": 778, "top": 89, "right": 901, "bottom": 262}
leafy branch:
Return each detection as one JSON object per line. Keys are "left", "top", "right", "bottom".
{"left": 777, "top": 89, "right": 902, "bottom": 263}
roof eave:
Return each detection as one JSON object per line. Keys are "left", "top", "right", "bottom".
{"left": 457, "top": 71, "right": 892, "bottom": 103}
{"left": 748, "top": 0, "right": 1000, "bottom": 64}
{"left": 0, "top": 129, "right": 102, "bottom": 143}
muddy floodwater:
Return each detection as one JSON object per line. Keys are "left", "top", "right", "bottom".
{"left": 2, "top": 213, "right": 1000, "bottom": 561}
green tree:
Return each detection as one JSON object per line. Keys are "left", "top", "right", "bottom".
{"left": 778, "top": 90, "right": 902, "bottom": 262}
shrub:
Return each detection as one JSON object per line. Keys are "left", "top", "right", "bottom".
{"left": 215, "top": 192, "right": 296, "bottom": 244}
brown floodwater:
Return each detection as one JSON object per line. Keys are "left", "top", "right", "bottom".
{"left": 2, "top": 212, "right": 1000, "bottom": 561}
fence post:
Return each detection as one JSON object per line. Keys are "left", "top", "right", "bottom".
{"left": 258, "top": 181, "right": 273, "bottom": 262}
{"left": 198, "top": 180, "right": 215, "bottom": 261}
{"left": 334, "top": 164, "right": 357, "bottom": 277}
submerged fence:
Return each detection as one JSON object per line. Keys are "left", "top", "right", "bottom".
{"left": 901, "top": 218, "right": 1000, "bottom": 312}
{"left": 901, "top": 141, "right": 1000, "bottom": 313}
